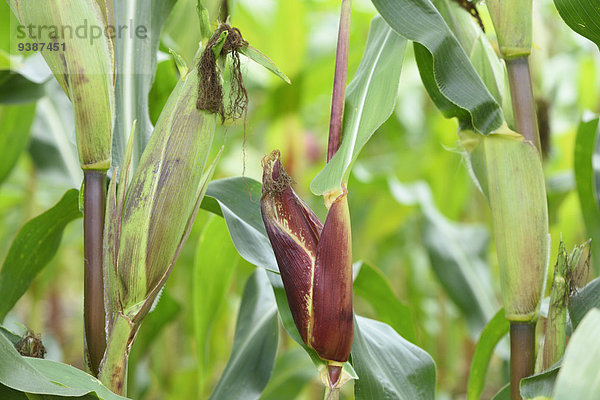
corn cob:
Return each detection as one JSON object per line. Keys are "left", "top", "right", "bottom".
{"left": 261, "top": 150, "right": 353, "bottom": 389}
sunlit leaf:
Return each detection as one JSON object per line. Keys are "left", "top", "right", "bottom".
{"left": 372, "top": 0, "right": 503, "bottom": 133}
{"left": 239, "top": 45, "right": 291, "bottom": 84}
{"left": 311, "top": 16, "right": 407, "bottom": 195}
{"left": 0, "top": 189, "right": 81, "bottom": 321}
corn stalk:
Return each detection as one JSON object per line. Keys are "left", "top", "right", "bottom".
{"left": 8, "top": 0, "right": 116, "bottom": 376}
{"left": 485, "top": 2, "right": 545, "bottom": 398}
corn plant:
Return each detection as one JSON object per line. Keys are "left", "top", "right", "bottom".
{"left": 2, "top": 0, "right": 600, "bottom": 399}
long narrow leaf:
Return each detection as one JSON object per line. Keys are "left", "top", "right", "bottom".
{"left": 0, "top": 103, "right": 36, "bottom": 186}
{"left": 0, "top": 333, "right": 127, "bottom": 399}
{"left": 202, "top": 178, "right": 278, "bottom": 272}
{"left": 553, "top": 0, "right": 600, "bottom": 49}
{"left": 311, "top": 16, "right": 407, "bottom": 195}
{"left": 353, "top": 261, "right": 417, "bottom": 343}
{"left": 573, "top": 116, "right": 600, "bottom": 274}
{"left": 569, "top": 277, "right": 600, "bottom": 329}
{"left": 372, "top": 0, "right": 504, "bottom": 133}
{"left": 352, "top": 316, "right": 436, "bottom": 400}
{"left": 209, "top": 269, "right": 278, "bottom": 400}
{"left": 466, "top": 308, "right": 510, "bottom": 400}
{"left": 112, "top": 0, "right": 178, "bottom": 171}
{"left": 0, "top": 189, "right": 81, "bottom": 321}
{"left": 194, "top": 216, "right": 239, "bottom": 395}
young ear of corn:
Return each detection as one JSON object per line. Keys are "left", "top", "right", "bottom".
{"left": 8, "top": 0, "right": 115, "bottom": 376}
{"left": 536, "top": 240, "right": 590, "bottom": 372}
{"left": 461, "top": 127, "right": 549, "bottom": 400}
{"left": 261, "top": 151, "right": 353, "bottom": 390}
{"left": 99, "top": 45, "right": 221, "bottom": 394}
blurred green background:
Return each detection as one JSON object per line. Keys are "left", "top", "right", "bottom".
{"left": 0, "top": 0, "right": 598, "bottom": 398}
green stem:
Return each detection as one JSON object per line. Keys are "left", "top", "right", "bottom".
{"left": 99, "top": 313, "right": 136, "bottom": 396}
{"left": 323, "top": 387, "right": 340, "bottom": 400}
{"left": 83, "top": 170, "right": 107, "bottom": 376}
{"left": 326, "top": 0, "right": 352, "bottom": 162}
{"left": 506, "top": 57, "right": 541, "bottom": 153}
{"left": 510, "top": 322, "right": 535, "bottom": 400}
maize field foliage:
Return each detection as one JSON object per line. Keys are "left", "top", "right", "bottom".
{"left": 0, "top": 0, "right": 600, "bottom": 399}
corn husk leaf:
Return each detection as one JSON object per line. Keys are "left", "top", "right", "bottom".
{"left": 8, "top": 0, "right": 115, "bottom": 170}
{"left": 461, "top": 128, "right": 549, "bottom": 322}
{"left": 486, "top": 0, "right": 533, "bottom": 58}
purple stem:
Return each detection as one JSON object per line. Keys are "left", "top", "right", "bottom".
{"left": 327, "top": 0, "right": 352, "bottom": 163}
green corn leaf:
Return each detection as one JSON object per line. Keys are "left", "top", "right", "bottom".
{"left": 466, "top": 308, "right": 510, "bottom": 400}
{"left": 0, "top": 189, "right": 81, "bottom": 321}
{"left": 353, "top": 261, "right": 417, "bottom": 343}
{"left": 202, "top": 177, "right": 278, "bottom": 272}
{"left": 169, "top": 48, "right": 189, "bottom": 78}
{"left": 573, "top": 116, "right": 600, "bottom": 274}
{"left": 266, "top": 271, "right": 326, "bottom": 369}
{"left": 553, "top": 309, "right": 600, "bottom": 400}
{"left": 194, "top": 216, "right": 239, "bottom": 395}
{"left": 239, "top": 45, "right": 291, "bottom": 85}
{"left": 259, "top": 349, "right": 315, "bottom": 400}
{"left": 28, "top": 81, "right": 82, "bottom": 186}
{"left": 0, "top": 103, "right": 36, "bottom": 186}
{"left": 209, "top": 269, "right": 278, "bottom": 400}
{"left": 127, "top": 292, "right": 180, "bottom": 398}
{"left": 0, "top": 333, "right": 128, "bottom": 399}
{"left": 553, "top": 0, "right": 600, "bottom": 49}
{"left": 310, "top": 16, "right": 407, "bottom": 195}
{"left": 352, "top": 316, "right": 436, "bottom": 400}
{"left": 569, "top": 277, "right": 600, "bottom": 330}
{"left": 389, "top": 178, "right": 497, "bottom": 334}
{"left": 372, "top": 0, "right": 504, "bottom": 134}
{"left": 196, "top": 0, "right": 212, "bottom": 41}
{"left": 112, "top": 0, "right": 178, "bottom": 172}
{"left": 492, "top": 384, "right": 510, "bottom": 400}
{"left": 520, "top": 365, "right": 560, "bottom": 400}
{"left": 433, "top": 0, "right": 504, "bottom": 105}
